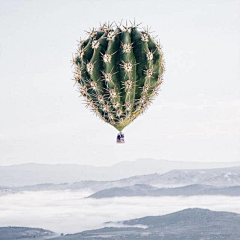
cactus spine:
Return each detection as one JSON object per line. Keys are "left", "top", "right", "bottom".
{"left": 73, "top": 21, "right": 165, "bottom": 131}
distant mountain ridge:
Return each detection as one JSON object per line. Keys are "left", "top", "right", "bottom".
{"left": 87, "top": 184, "right": 240, "bottom": 198}
{"left": 0, "top": 186, "right": 19, "bottom": 197}
{"left": 12, "top": 166, "right": 240, "bottom": 193}
{"left": 51, "top": 208, "right": 240, "bottom": 240}
{"left": 1, "top": 159, "right": 240, "bottom": 187}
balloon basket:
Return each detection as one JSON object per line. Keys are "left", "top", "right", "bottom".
{"left": 117, "top": 132, "right": 125, "bottom": 143}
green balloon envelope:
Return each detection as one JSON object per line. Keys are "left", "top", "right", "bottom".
{"left": 73, "top": 22, "right": 165, "bottom": 131}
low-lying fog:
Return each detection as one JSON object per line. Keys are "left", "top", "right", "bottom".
{"left": 1, "top": 190, "right": 240, "bottom": 234}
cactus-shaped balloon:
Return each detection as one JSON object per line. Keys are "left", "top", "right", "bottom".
{"left": 72, "top": 21, "right": 165, "bottom": 139}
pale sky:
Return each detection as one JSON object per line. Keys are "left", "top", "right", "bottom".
{"left": 0, "top": 0, "right": 239, "bottom": 166}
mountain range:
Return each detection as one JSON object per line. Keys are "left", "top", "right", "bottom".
{"left": 1, "top": 159, "right": 240, "bottom": 186}
{"left": 11, "top": 166, "right": 240, "bottom": 193}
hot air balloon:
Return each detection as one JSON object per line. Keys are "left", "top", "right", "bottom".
{"left": 72, "top": 21, "right": 165, "bottom": 143}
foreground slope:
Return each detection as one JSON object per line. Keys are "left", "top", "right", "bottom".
{"left": 51, "top": 208, "right": 240, "bottom": 240}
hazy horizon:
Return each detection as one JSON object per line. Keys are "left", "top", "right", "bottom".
{"left": 1, "top": 157, "right": 240, "bottom": 167}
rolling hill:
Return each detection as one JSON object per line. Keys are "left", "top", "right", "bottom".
{"left": 87, "top": 184, "right": 240, "bottom": 198}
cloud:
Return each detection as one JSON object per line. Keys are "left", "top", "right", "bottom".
{"left": 104, "top": 223, "right": 148, "bottom": 229}
{"left": 0, "top": 190, "right": 240, "bottom": 234}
